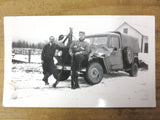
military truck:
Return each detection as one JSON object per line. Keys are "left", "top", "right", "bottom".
{"left": 54, "top": 30, "right": 140, "bottom": 85}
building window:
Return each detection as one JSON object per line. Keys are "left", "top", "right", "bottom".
{"left": 123, "top": 28, "right": 128, "bottom": 34}
{"left": 144, "top": 43, "right": 148, "bottom": 53}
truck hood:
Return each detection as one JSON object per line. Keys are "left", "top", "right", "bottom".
{"left": 89, "top": 44, "right": 113, "bottom": 58}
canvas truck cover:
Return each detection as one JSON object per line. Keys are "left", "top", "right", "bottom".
{"left": 120, "top": 33, "right": 140, "bottom": 53}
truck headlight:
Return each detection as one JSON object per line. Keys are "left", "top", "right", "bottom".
{"left": 57, "top": 51, "right": 63, "bottom": 56}
{"left": 93, "top": 52, "right": 105, "bottom": 58}
{"left": 55, "top": 50, "right": 63, "bottom": 56}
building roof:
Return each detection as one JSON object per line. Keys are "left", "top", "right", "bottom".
{"left": 116, "top": 22, "right": 144, "bottom": 36}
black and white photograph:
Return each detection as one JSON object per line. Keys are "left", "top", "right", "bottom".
{"left": 3, "top": 16, "right": 156, "bottom": 107}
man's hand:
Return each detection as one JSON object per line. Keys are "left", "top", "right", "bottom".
{"left": 69, "top": 52, "right": 73, "bottom": 56}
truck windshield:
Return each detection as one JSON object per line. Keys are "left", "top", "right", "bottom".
{"left": 85, "top": 35, "right": 120, "bottom": 48}
{"left": 85, "top": 36, "right": 109, "bottom": 45}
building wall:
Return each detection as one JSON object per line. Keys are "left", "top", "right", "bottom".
{"left": 116, "top": 24, "right": 143, "bottom": 52}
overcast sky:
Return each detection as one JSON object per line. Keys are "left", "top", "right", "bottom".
{"left": 4, "top": 16, "right": 155, "bottom": 43}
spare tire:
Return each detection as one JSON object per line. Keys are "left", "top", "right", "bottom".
{"left": 129, "top": 62, "right": 138, "bottom": 77}
{"left": 53, "top": 70, "right": 70, "bottom": 81}
{"left": 123, "top": 47, "right": 133, "bottom": 65}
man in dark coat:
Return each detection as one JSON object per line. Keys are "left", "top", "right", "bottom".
{"left": 69, "top": 31, "right": 90, "bottom": 89}
{"left": 41, "top": 36, "right": 63, "bottom": 85}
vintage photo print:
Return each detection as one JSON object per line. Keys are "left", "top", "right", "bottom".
{"left": 3, "top": 16, "right": 156, "bottom": 107}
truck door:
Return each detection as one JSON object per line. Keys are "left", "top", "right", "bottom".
{"left": 108, "top": 36, "right": 123, "bottom": 70}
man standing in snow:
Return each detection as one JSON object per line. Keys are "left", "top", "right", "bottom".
{"left": 69, "top": 31, "right": 90, "bottom": 89}
{"left": 41, "top": 36, "right": 63, "bottom": 85}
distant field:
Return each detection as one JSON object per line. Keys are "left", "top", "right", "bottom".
{"left": 12, "top": 48, "right": 42, "bottom": 55}
{"left": 12, "top": 54, "right": 41, "bottom": 63}
{"left": 12, "top": 48, "right": 42, "bottom": 63}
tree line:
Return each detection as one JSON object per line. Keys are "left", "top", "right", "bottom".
{"left": 12, "top": 40, "right": 46, "bottom": 49}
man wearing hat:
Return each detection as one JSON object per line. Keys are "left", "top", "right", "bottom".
{"left": 41, "top": 36, "right": 64, "bottom": 85}
{"left": 69, "top": 31, "right": 90, "bottom": 89}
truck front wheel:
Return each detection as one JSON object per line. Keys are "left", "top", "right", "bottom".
{"left": 85, "top": 62, "right": 103, "bottom": 85}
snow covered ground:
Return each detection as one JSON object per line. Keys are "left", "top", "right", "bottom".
{"left": 3, "top": 63, "right": 155, "bottom": 107}
{"left": 139, "top": 53, "right": 149, "bottom": 65}
{"left": 12, "top": 54, "right": 41, "bottom": 63}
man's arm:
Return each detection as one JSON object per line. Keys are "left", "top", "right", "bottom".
{"left": 41, "top": 45, "right": 46, "bottom": 60}
{"left": 81, "top": 42, "right": 90, "bottom": 55}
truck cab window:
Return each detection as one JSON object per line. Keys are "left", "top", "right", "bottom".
{"left": 108, "top": 36, "right": 120, "bottom": 49}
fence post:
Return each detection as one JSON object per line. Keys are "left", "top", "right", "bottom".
{"left": 28, "top": 49, "right": 31, "bottom": 63}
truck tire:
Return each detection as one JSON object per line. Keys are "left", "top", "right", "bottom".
{"left": 85, "top": 62, "right": 103, "bottom": 85}
{"left": 53, "top": 70, "right": 70, "bottom": 81}
{"left": 129, "top": 62, "right": 138, "bottom": 77}
{"left": 123, "top": 47, "right": 133, "bottom": 65}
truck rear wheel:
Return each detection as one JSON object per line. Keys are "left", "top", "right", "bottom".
{"left": 53, "top": 70, "right": 70, "bottom": 81}
{"left": 129, "top": 62, "right": 138, "bottom": 77}
{"left": 85, "top": 62, "right": 103, "bottom": 85}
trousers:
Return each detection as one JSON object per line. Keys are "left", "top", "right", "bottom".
{"left": 42, "top": 59, "right": 56, "bottom": 81}
{"left": 71, "top": 53, "right": 88, "bottom": 88}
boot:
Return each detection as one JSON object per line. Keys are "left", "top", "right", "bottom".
{"left": 42, "top": 79, "right": 49, "bottom": 85}
{"left": 75, "top": 79, "right": 80, "bottom": 89}
{"left": 42, "top": 73, "right": 50, "bottom": 85}
{"left": 53, "top": 80, "right": 59, "bottom": 88}
{"left": 71, "top": 86, "right": 76, "bottom": 89}
{"left": 71, "top": 79, "right": 75, "bottom": 89}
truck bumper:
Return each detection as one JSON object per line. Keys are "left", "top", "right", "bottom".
{"left": 56, "top": 65, "right": 86, "bottom": 72}
{"left": 56, "top": 65, "right": 71, "bottom": 70}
